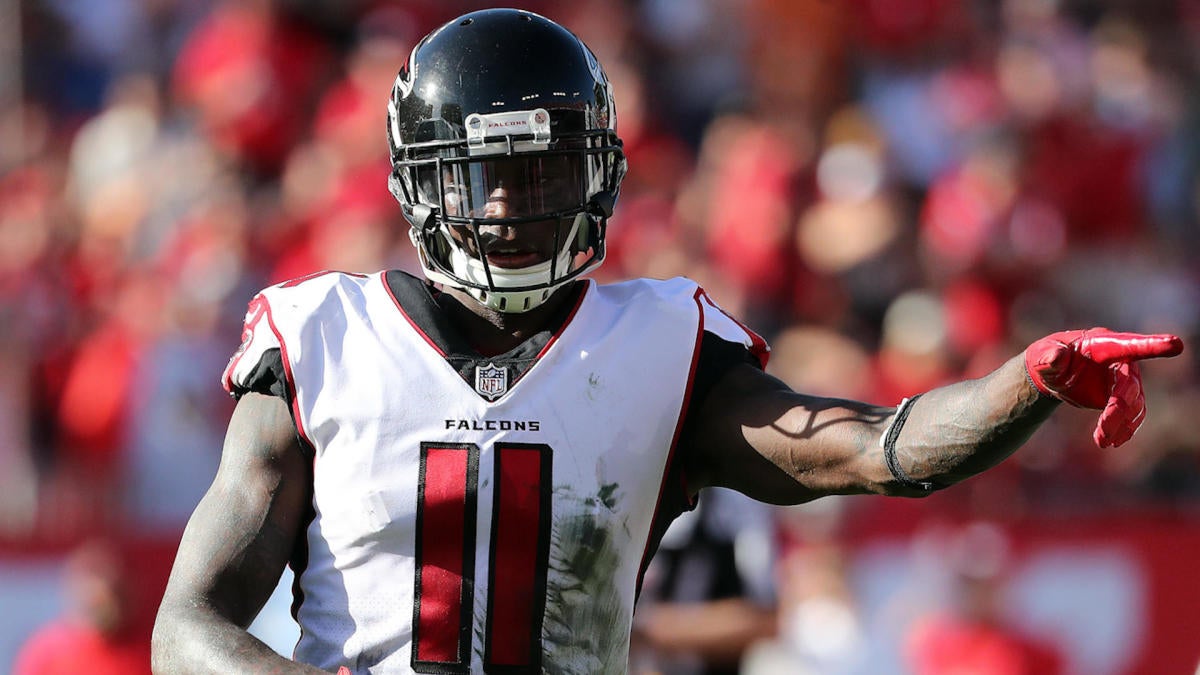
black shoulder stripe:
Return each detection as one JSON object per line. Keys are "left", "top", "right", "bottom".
{"left": 229, "top": 345, "right": 312, "bottom": 456}
{"left": 385, "top": 270, "right": 469, "bottom": 356}
{"left": 232, "top": 347, "right": 312, "bottom": 456}
{"left": 230, "top": 347, "right": 289, "bottom": 402}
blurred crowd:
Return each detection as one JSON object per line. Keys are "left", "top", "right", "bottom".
{"left": 2, "top": 0, "right": 1200, "bottom": 671}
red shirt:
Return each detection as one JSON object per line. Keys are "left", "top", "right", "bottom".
{"left": 906, "top": 614, "right": 1064, "bottom": 675}
{"left": 14, "top": 620, "right": 151, "bottom": 675}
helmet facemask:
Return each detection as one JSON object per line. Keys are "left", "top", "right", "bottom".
{"left": 391, "top": 112, "right": 624, "bottom": 312}
{"left": 385, "top": 9, "right": 626, "bottom": 313}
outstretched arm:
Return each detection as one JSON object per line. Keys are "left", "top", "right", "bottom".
{"left": 152, "top": 393, "right": 326, "bottom": 674}
{"left": 685, "top": 330, "right": 1183, "bottom": 503}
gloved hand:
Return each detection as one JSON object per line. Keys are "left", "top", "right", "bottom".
{"left": 1025, "top": 328, "right": 1183, "bottom": 448}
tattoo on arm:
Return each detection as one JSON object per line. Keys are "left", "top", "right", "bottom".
{"left": 886, "top": 355, "right": 1059, "bottom": 495}
{"left": 688, "top": 366, "right": 896, "bottom": 503}
{"left": 694, "top": 355, "right": 1063, "bottom": 503}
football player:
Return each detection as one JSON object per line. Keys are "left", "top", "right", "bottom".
{"left": 152, "top": 8, "right": 1183, "bottom": 674}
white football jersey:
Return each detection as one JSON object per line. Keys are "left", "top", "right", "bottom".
{"left": 222, "top": 270, "right": 768, "bottom": 674}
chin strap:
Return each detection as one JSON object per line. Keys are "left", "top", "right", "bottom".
{"left": 405, "top": 203, "right": 436, "bottom": 232}
{"left": 588, "top": 190, "right": 617, "bottom": 218}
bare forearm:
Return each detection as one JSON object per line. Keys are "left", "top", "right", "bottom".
{"left": 888, "top": 355, "right": 1059, "bottom": 493}
{"left": 152, "top": 492, "right": 303, "bottom": 673}
{"left": 152, "top": 394, "right": 320, "bottom": 673}
{"left": 635, "top": 598, "right": 777, "bottom": 662}
{"left": 152, "top": 605, "right": 326, "bottom": 675}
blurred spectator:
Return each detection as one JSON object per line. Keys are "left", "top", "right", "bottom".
{"left": 13, "top": 540, "right": 151, "bottom": 675}
{"left": 793, "top": 106, "right": 911, "bottom": 328}
{"left": 172, "top": 0, "right": 333, "bottom": 176}
{"left": 633, "top": 488, "right": 779, "bottom": 675}
{"left": 741, "top": 544, "right": 869, "bottom": 675}
{"left": 635, "top": 0, "right": 749, "bottom": 147}
{"left": 904, "top": 524, "right": 1065, "bottom": 675}
{"left": 767, "top": 325, "right": 874, "bottom": 401}
{"left": 872, "top": 290, "right": 956, "bottom": 404}
{"left": 681, "top": 112, "right": 806, "bottom": 332}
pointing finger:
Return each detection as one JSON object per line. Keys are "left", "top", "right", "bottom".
{"left": 1081, "top": 332, "right": 1184, "bottom": 365}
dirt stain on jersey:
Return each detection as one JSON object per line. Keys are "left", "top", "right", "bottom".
{"left": 541, "top": 483, "right": 629, "bottom": 675}
{"left": 586, "top": 372, "right": 602, "bottom": 401}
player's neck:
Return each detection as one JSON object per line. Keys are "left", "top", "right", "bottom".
{"left": 437, "top": 284, "right": 579, "bottom": 357}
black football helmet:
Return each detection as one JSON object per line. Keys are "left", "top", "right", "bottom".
{"left": 387, "top": 8, "right": 627, "bottom": 312}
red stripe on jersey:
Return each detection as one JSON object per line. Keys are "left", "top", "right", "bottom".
{"left": 486, "top": 444, "right": 551, "bottom": 668}
{"left": 533, "top": 280, "right": 590, "bottom": 359}
{"left": 277, "top": 269, "right": 367, "bottom": 288}
{"left": 414, "top": 446, "right": 474, "bottom": 665}
{"left": 221, "top": 294, "right": 269, "bottom": 394}
{"left": 260, "top": 297, "right": 316, "bottom": 451}
{"left": 698, "top": 290, "right": 770, "bottom": 368}
{"left": 635, "top": 288, "right": 706, "bottom": 596}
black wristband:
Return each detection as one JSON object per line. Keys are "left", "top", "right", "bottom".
{"left": 882, "top": 394, "right": 936, "bottom": 492}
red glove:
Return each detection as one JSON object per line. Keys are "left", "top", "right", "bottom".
{"left": 1025, "top": 328, "right": 1183, "bottom": 448}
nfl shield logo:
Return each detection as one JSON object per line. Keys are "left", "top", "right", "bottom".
{"left": 474, "top": 363, "right": 509, "bottom": 401}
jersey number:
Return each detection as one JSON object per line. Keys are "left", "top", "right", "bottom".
{"left": 412, "top": 442, "right": 552, "bottom": 674}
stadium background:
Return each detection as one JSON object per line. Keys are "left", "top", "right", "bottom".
{"left": 1, "top": 0, "right": 1198, "bottom": 672}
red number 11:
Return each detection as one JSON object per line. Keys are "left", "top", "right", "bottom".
{"left": 411, "top": 442, "right": 552, "bottom": 674}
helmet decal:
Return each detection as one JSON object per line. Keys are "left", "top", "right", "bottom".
{"left": 465, "top": 109, "right": 552, "bottom": 154}
{"left": 585, "top": 46, "right": 605, "bottom": 87}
